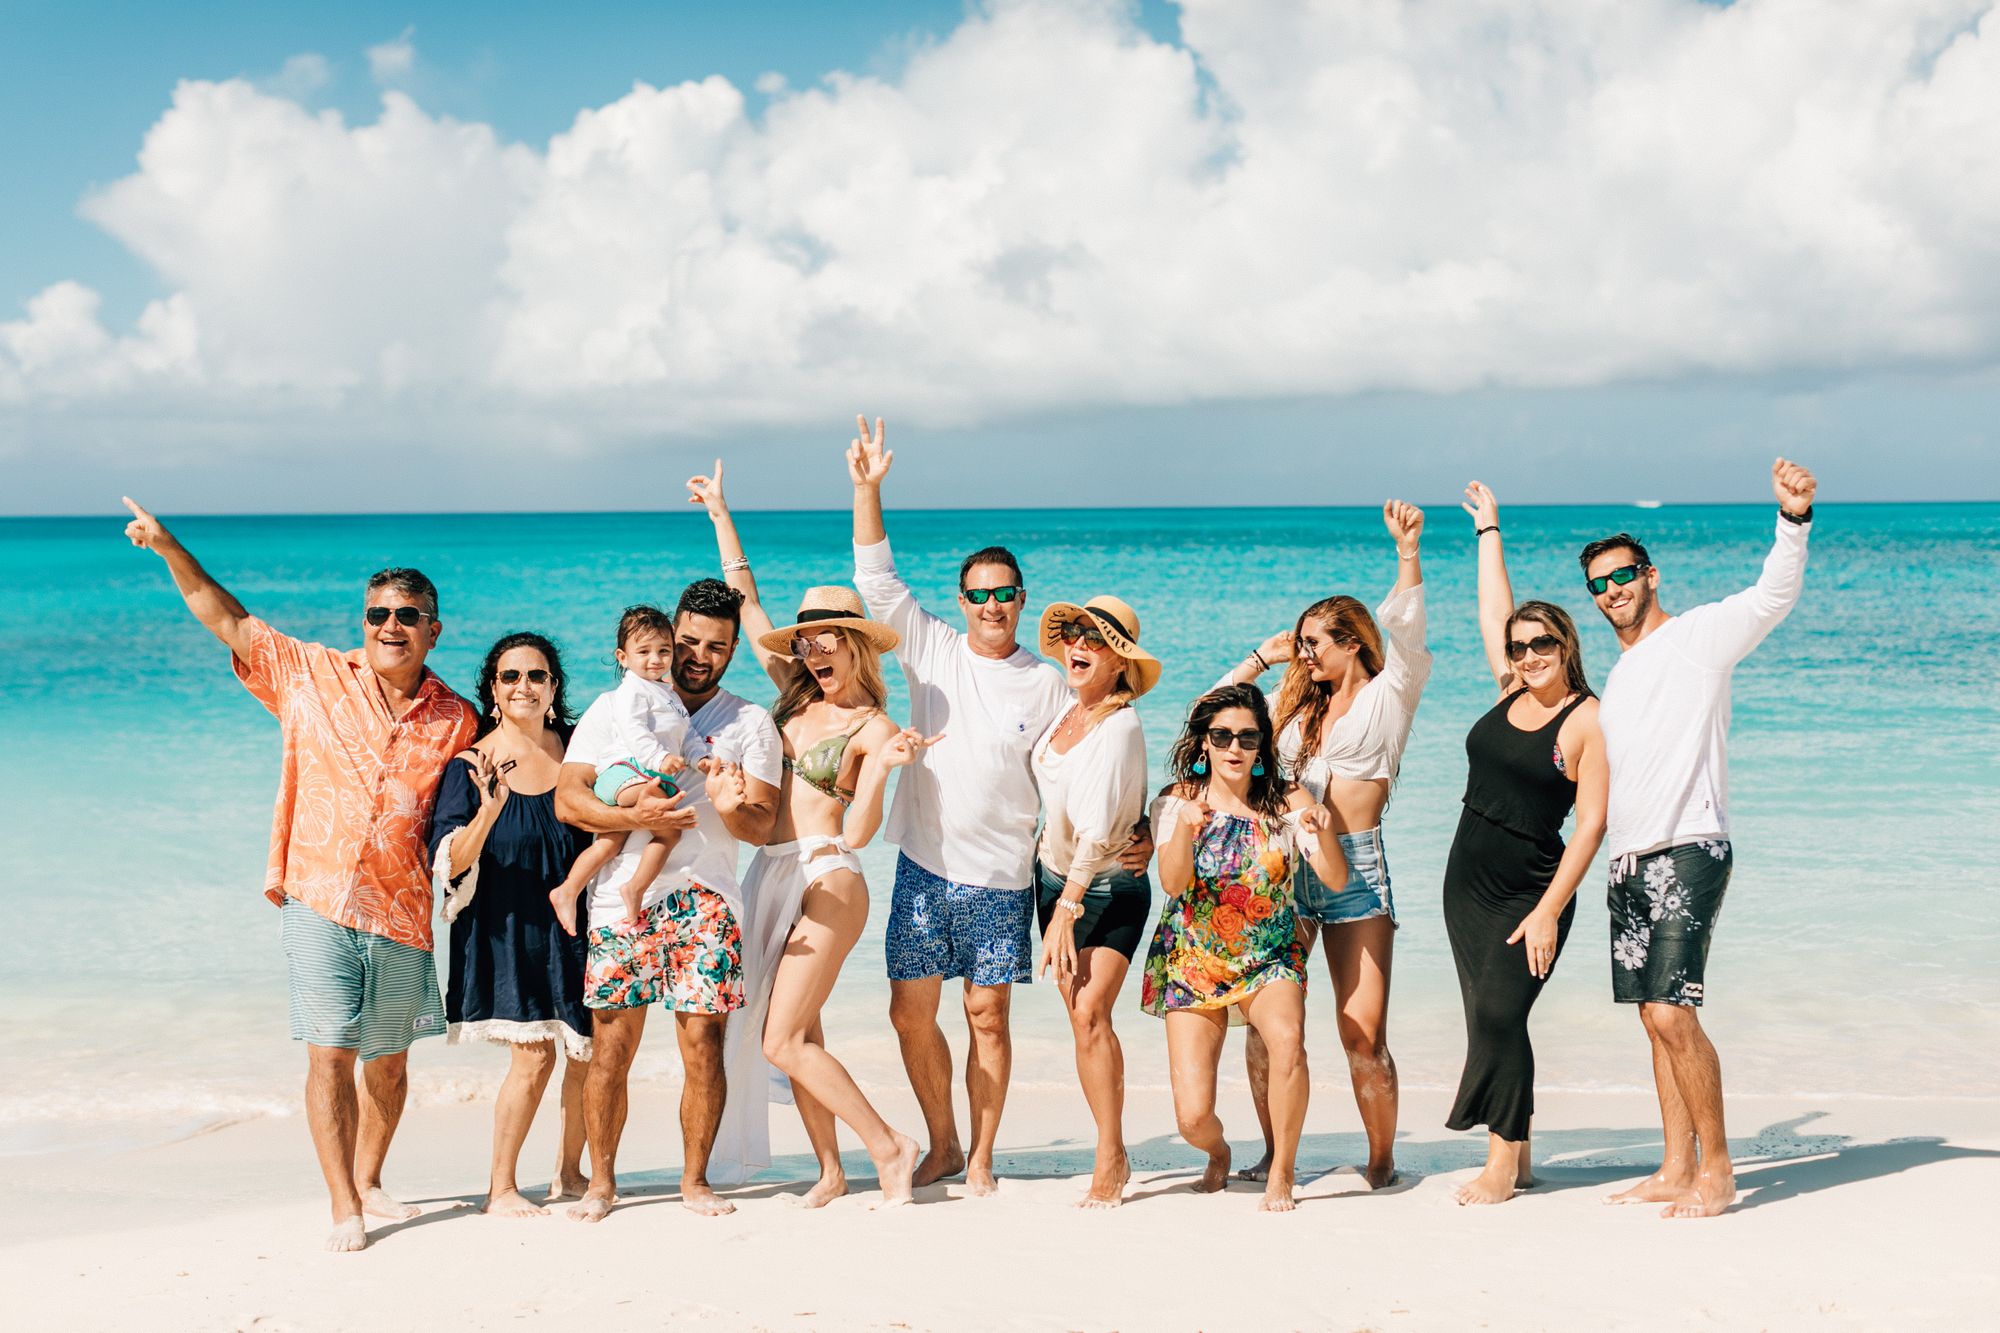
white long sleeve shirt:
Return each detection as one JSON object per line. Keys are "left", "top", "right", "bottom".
{"left": 610, "top": 669, "right": 692, "bottom": 776}
{"left": 1599, "top": 515, "right": 1811, "bottom": 859}
{"left": 1032, "top": 706, "right": 1148, "bottom": 884}
{"left": 853, "top": 538, "right": 1071, "bottom": 890}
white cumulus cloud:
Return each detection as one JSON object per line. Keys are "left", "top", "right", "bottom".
{"left": 367, "top": 27, "right": 417, "bottom": 85}
{"left": 6, "top": 0, "right": 2000, "bottom": 457}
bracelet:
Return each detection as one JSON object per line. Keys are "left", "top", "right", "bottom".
{"left": 1249, "top": 649, "right": 1269, "bottom": 673}
{"left": 1778, "top": 506, "right": 1813, "bottom": 526}
{"left": 1476, "top": 525, "right": 1499, "bottom": 536}
{"left": 1398, "top": 547, "right": 1420, "bottom": 561}
{"left": 721, "top": 556, "right": 750, "bottom": 572}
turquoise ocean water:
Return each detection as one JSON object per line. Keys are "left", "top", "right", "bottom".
{"left": 3, "top": 503, "right": 1996, "bottom": 1156}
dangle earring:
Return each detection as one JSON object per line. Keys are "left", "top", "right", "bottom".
{"left": 1252, "top": 759, "right": 1266, "bottom": 777}
{"left": 1192, "top": 756, "right": 1208, "bottom": 776}
{"left": 490, "top": 705, "right": 501, "bottom": 720}
{"left": 545, "top": 707, "right": 556, "bottom": 724}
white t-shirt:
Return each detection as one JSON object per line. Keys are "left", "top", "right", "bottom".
{"left": 1599, "top": 515, "right": 1810, "bottom": 858}
{"left": 1032, "top": 705, "right": 1147, "bottom": 883}
{"left": 853, "top": 537, "right": 1071, "bottom": 890}
{"left": 564, "top": 687, "right": 783, "bottom": 929}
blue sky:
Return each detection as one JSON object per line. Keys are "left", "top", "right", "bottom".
{"left": 2, "top": 0, "right": 1995, "bottom": 513}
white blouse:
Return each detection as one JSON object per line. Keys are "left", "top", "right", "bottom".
{"left": 1274, "top": 583, "right": 1431, "bottom": 798}
{"left": 1032, "top": 705, "right": 1147, "bottom": 884}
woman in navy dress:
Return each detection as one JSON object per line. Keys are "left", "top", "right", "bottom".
{"left": 428, "top": 631, "right": 592, "bottom": 1215}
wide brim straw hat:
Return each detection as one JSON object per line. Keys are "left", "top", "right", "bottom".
{"left": 1039, "top": 594, "right": 1163, "bottom": 698}
{"left": 758, "top": 586, "right": 901, "bottom": 656}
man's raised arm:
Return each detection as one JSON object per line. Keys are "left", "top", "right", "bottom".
{"left": 122, "top": 497, "right": 258, "bottom": 661}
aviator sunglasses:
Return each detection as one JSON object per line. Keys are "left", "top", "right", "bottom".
{"left": 960, "top": 585, "right": 1024, "bottom": 605}
{"left": 1505, "top": 635, "right": 1561, "bottom": 661}
{"left": 495, "top": 668, "right": 553, "bottom": 685}
{"left": 1204, "top": 727, "right": 1263, "bottom": 752}
{"left": 365, "top": 606, "right": 434, "bottom": 627}
{"left": 791, "top": 631, "right": 842, "bottom": 659}
{"left": 1586, "top": 563, "right": 1649, "bottom": 595}
{"left": 1054, "top": 618, "right": 1107, "bottom": 649}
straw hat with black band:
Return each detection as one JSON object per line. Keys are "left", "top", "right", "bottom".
{"left": 757, "top": 586, "right": 901, "bottom": 656}
{"left": 1038, "top": 594, "right": 1162, "bottom": 697}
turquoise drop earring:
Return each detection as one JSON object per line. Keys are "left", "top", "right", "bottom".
{"left": 1251, "top": 759, "right": 1266, "bottom": 777}
{"left": 1192, "top": 757, "right": 1207, "bottom": 775}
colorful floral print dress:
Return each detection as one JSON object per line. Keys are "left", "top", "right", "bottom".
{"left": 1140, "top": 795, "right": 1308, "bottom": 1023}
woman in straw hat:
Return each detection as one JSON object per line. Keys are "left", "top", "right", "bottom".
{"left": 1030, "top": 595, "right": 1161, "bottom": 1208}
{"left": 690, "top": 462, "right": 933, "bottom": 1206}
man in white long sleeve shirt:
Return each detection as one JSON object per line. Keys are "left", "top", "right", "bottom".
{"left": 844, "top": 417, "right": 1071, "bottom": 1194}
{"left": 1589, "top": 457, "right": 1817, "bottom": 1221}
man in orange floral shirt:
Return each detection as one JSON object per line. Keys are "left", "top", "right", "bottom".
{"left": 123, "top": 498, "right": 476, "bottom": 1253}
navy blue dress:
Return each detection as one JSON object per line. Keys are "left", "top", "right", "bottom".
{"left": 427, "top": 758, "right": 593, "bottom": 1056}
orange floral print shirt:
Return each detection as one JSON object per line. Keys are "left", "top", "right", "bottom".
{"left": 233, "top": 617, "right": 477, "bottom": 950}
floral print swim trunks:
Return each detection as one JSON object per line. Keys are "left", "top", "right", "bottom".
{"left": 1608, "top": 840, "right": 1732, "bottom": 1007}
{"left": 584, "top": 885, "right": 744, "bottom": 1013}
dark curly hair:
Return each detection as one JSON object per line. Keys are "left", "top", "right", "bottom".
{"left": 1166, "top": 682, "right": 1292, "bottom": 822}
{"left": 473, "top": 632, "right": 576, "bottom": 741}
{"left": 674, "top": 578, "right": 744, "bottom": 633}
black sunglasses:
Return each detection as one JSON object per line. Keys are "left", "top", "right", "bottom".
{"left": 365, "top": 606, "right": 434, "bottom": 626}
{"left": 961, "top": 585, "right": 1024, "bottom": 605}
{"left": 495, "top": 668, "right": 553, "bottom": 685}
{"left": 1586, "top": 564, "right": 1649, "bottom": 595}
{"left": 1054, "top": 618, "right": 1107, "bottom": 649}
{"left": 1505, "top": 635, "right": 1562, "bottom": 662}
{"left": 1204, "top": 727, "right": 1263, "bottom": 751}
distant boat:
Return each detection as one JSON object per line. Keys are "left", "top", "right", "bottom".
{"left": 1633, "top": 499, "right": 1664, "bottom": 509}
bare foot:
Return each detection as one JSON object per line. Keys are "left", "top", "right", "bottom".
{"left": 871, "top": 1133, "right": 922, "bottom": 1208}
{"left": 549, "top": 886, "right": 580, "bottom": 936}
{"left": 545, "top": 1171, "right": 590, "bottom": 1202}
{"left": 1663, "top": 1168, "right": 1737, "bottom": 1219}
{"left": 911, "top": 1142, "right": 965, "bottom": 1188}
{"left": 1077, "top": 1152, "right": 1129, "bottom": 1210}
{"left": 1363, "top": 1160, "right": 1398, "bottom": 1190}
{"left": 1259, "top": 1170, "right": 1298, "bottom": 1213}
{"left": 964, "top": 1160, "right": 998, "bottom": 1197}
{"left": 483, "top": 1188, "right": 549, "bottom": 1218}
{"left": 792, "top": 1171, "right": 848, "bottom": 1209}
{"left": 325, "top": 1216, "right": 368, "bottom": 1252}
{"left": 1606, "top": 1171, "right": 1694, "bottom": 1205}
{"left": 1235, "top": 1146, "right": 1273, "bottom": 1183}
{"left": 358, "top": 1186, "right": 419, "bottom": 1221}
{"left": 1455, "top": 1164, "right": 1519, "bottom": 1206}
{"left": 1194, "top": 1144, "right": 1231, "bottom": 1193}
{"left": 565, "top": 1190, "right": 615, "bottom": 1223}
{"left": 681, "top": 1182, "right": 737, "bottom": 1217}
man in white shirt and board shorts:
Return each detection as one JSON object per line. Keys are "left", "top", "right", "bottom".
{"left": 1587, "top": 457, "right": 1816, "bottom": 1221}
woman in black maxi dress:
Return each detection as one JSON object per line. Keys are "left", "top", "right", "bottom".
{"left": 1444, "top": 481, "right": 1608, "bottom": 1206}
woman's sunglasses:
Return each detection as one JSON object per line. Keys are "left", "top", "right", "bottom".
{"left": 1505, "top": 635, "right": 1562, "bottom": 662}
{"left": 1204, "top": 727, "right": 1263, "bottom": 751}
{"left": 1053, "top": 618, "right": 1107, "bottom": 649}
{"left": 365, "top": 606, "right": 434, "bottom": 626}
{"left": 1586, "top": 563, "right": 1649, "bottom": 595}
{"left": 495, "top": 668, "right": 553, "bottom": 685}
{"left": 791, "top": 631, "right": 842, "bottom": 659}
{"left": 961, "top": 586, "right": 1024, "bottom": 605}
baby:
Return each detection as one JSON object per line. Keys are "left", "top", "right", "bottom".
{"left": 551, "top": 606, "right": 699, "bottom": 935}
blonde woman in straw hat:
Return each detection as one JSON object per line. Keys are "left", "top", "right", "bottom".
{"left": 1031, "top": 595, "right": 1161, "bottom": 1208}
{"left": 691, "top": 463, "right": 934, "bottom": 1206}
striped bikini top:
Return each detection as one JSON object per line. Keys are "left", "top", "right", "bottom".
{"left": 783, "top": 710, "right": 878, "bottom": 805}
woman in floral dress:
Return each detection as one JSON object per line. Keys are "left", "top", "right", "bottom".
{"left": 1141, "top": 682, "right": 1348, "bottom": 1212}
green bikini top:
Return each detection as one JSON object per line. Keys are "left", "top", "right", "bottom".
{"left": 783, "top": 710, "right": 878, "bottom": 805}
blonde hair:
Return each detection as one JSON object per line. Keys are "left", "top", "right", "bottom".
{"left": 771, "top": 626, "right": 889, "bottom": 728}
{"left": 1271, "top": 595, "right": 1384, "bottom": 770}
{"left": 1084, "top": 661, "right": 1139, "bottom": 723}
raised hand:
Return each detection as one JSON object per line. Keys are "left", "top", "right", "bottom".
{"left": 469, "top": 749, "right": 511, "bottom": 809}
{"left": 121, "top": 496, "right": 173, "bottom": 553}
{"left": 1255, "top": 629, "right": 1296, "bottom": 666}
{"left": 1383, "top": 499, "right": 1425, "bottom": 551}
{"left": 1460, "top": 481, "right": 1500, "bottom": 532}
{"left": 686, "top": 459, "right": 728, "bottom": 518}
{"left": 702, "top": 757, "right": 749, "bottom": 817}
{"left": 846, "top": 415, "right": 892, "bottom": 489}
{"left": 880, "top": 726, "right": 942, "bottom": 769}
{"left": 1772, "top": 457, "right": 1817, "bottom": 515}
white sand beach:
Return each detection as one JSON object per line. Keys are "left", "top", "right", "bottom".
{"left": 7, "top": 1074, "right": 1995, "bottom": 1332}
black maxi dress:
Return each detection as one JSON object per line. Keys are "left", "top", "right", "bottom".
{"left": 1443, "top": 690, "right": 1591, "bottom": 1141}
{"left": 427, "top": 757, "right": 593, "bottom": 1058}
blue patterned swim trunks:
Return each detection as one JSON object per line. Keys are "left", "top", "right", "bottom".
{"left": 885, "top": 853, "right": 1035, "bottom": 986}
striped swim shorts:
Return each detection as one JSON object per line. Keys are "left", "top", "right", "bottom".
{"left": 281, "top": 897, "right": 446, "bottom": 1060}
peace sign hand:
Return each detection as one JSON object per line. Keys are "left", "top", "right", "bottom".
{"left": 121, "top": 497, "right": 175, "bottom": 554}
{"left": 1460, "top": 481, "right": 1499, "bottom": 532}
{"left": 846, "top": 415, "right": 893, "bottom": 489}
{"left": 687, "top": 459, "right": 729, "bottom": 518}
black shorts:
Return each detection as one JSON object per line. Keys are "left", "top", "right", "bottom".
{"left": 1608, "top": 841, "right": 1733, "bottom": 1007}
{"left": 1035, "top": 860, "right": 1153, "bottom": 961}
